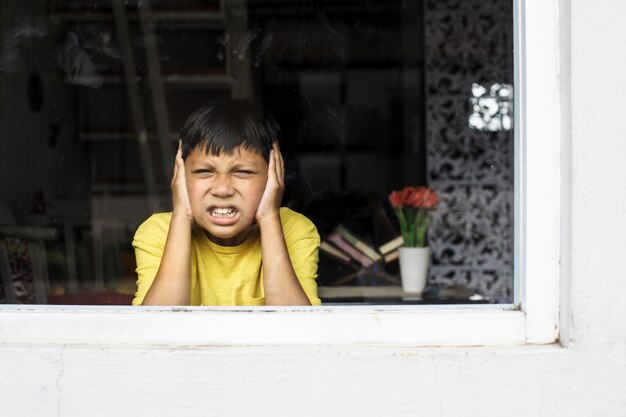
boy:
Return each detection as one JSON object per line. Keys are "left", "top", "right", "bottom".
{"left": 132, "top": 99, "right": 321, "bottom": 306}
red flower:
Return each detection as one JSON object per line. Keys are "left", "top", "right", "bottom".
{"left": 389, "top": 190, "right": 405, "bottom": 208}
{"left": 405, "top": 187, "right": 424, "bottom": 208}
{"left": 388, "top": 185, "right": 439, "bottom": 247}
{"left": 389, "top": 186, "right": 439, "bottom": 210}
{"left": 407, "top": 187, "right": 438, "bottom": 210}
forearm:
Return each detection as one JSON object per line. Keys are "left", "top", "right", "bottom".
{"left": 259, "top": 215, "right": 311, "bottom": 306}
{"left": 142, "top": 213, "right": 192, "bottom": 305}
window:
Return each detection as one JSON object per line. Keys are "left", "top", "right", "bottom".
{"left": 0, "top": 0, "right": 525, "bottom": 307}
{"left": 0, "top": 0, "right": 561, "bottom": 346}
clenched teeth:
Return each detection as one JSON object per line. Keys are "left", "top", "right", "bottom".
{"left": 210, "top": 207, "right": 238, "bottom": 217}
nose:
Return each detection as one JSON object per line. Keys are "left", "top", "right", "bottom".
{"left": 211, "top": 174, "right": 234, "bottom": 197}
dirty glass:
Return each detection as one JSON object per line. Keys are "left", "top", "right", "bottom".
{"left": 0, "top": 0, "right": 514, "bottom": 306}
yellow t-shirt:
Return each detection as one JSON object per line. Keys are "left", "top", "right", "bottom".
{"left": 132, "top": 207, "right": 321, "bottom": 306}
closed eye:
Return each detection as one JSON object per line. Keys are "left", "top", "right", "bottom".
{"left": 192, "top": 169, "right": 213, "bottom": 175}
{"left": 233, "top": 169, "right": 256, "bottom": 178}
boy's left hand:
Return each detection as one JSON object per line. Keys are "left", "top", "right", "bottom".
{"left": 255, "top": 143, "right": 284, "bottom": 223}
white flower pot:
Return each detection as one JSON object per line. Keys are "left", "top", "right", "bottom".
{"left": 398, "top": 246, "right": 431, "bottom": 293}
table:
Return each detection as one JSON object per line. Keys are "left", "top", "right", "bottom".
{"left": 318, "top": 285, "right": 490, "bottom": 305}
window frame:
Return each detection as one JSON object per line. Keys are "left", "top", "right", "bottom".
{"left": 0, "top": 0, "right": 562, "bottom": 347}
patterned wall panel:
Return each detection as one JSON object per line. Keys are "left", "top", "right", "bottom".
{"left": 425, "top": 0, "right": 514, "bottom": 302}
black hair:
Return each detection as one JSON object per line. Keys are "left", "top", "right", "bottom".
{"left": 180, "top": 98, "right": 280, "bottom": 161}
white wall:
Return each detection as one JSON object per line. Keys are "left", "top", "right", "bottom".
{"left": 2, "top": 1, "right": 626, "bottom": 416}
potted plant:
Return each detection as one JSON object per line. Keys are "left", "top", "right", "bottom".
{"left": 388, "top": 186, "right": 439, "bottom": 293}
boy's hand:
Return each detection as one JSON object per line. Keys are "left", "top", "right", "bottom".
{"left": 172, "top": 141, "right": 193, "bottom": 221}
{"left": 256, "top": 143, "right": 285, "bottom": 223}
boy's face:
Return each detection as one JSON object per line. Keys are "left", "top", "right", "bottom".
{"left": 185, "top": 146, "right": 268, "bottom": 246}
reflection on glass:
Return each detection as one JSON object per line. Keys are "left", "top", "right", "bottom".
{"left": 0, "top": 0, "right": 514, "bottom": 305}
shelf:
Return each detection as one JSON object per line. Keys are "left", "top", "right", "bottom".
{"left": 0, "top": 226, "right": 59, "bottom": 240}
{"left": 318, "top": 285, "right": 408, "bottom": 299}
{"left": 271, "top": 61, "right": 422, "bottom": 71}
{"left": 80, "top": 131, "right": 179, "bottom": 141}
{"left": 66, "top": 73, "right": 232, "bottom": 87}
{"left": 318, "top": 285, "right": 489, "bottom": 305}
{"left": 50, "top": 10, "right": 226, "bottom": 26}
{"left": 53, "top": 0, "right": 247, "bottom": 201}
{"left": 91, "top": 183, "right": 150, "bottom": 193}
{"left": 162, "top": 74, "right": 233, "bottom": 87}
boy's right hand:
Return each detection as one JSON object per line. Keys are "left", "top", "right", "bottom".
{"left": 171, "top": 140, "right": 193, "bottom": 221}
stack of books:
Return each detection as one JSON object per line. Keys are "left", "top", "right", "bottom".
{"left": 320, "top": 224, "right": 404, "bottom": 271}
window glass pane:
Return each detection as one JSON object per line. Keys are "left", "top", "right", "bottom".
{"left": 0, "top": 0, "right": 513, "bottom": 306}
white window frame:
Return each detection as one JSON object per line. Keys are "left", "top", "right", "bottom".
{"left": 0, "top": 0, "right": 562, "bottom": 347}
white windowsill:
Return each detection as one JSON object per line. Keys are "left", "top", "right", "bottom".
{"left": 0, "top": 304, "right": 525, "bottom": 346}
